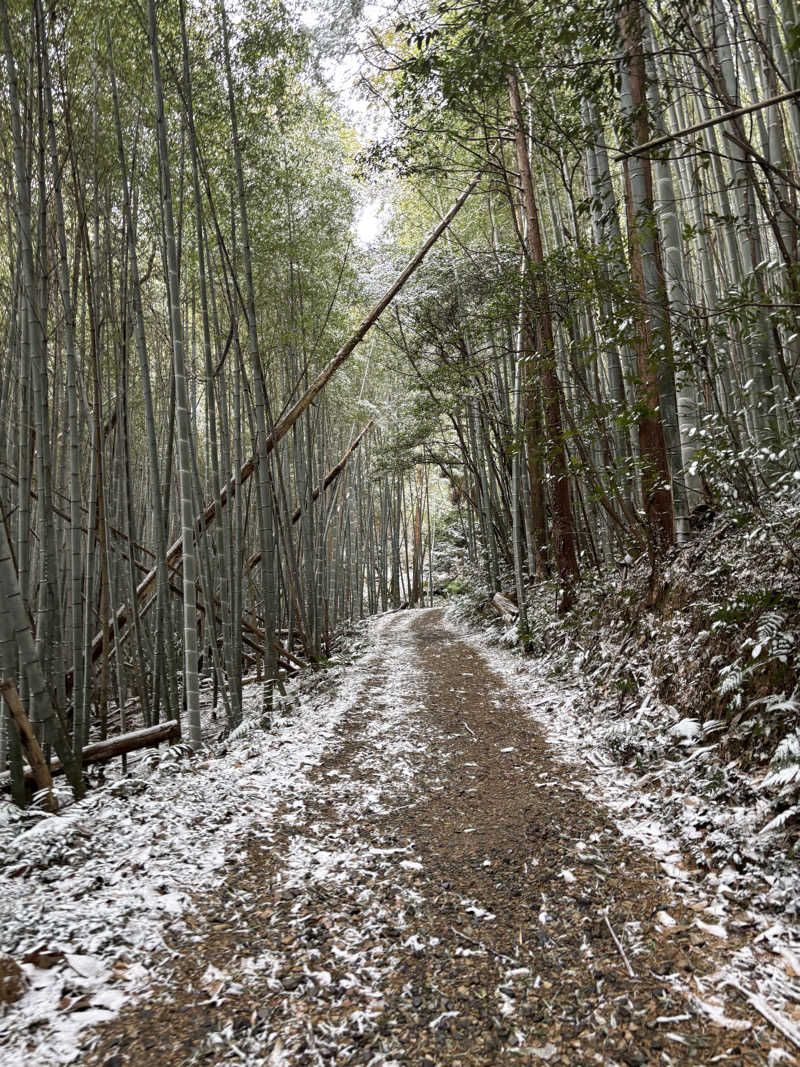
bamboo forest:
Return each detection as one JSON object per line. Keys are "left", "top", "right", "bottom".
{"left": 2, "top": 0, "right": 800, "bottom": 1062}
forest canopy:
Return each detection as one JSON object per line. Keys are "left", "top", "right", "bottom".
{"left": 0, "top": 0, "right": 799, "bottom": 814}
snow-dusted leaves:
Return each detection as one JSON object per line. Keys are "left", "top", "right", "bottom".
{"left": 764, "top": 730, "right": 800, "bottom": 792}
{"left": 717, "top": 662, "right": 745, "bottom": 709}
{"left": 761, "top": 729, "right": 800, "bottom": 835}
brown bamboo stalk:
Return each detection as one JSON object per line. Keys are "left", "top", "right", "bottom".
{"left": 0, "top": 679, "right": 54, "bottom": 804}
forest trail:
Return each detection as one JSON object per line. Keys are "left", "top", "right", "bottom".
{"left": 81, "top": 609, "right": 791, "bottom": 1066}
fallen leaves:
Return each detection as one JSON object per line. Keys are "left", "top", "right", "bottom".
{"left": 0, "top": 953, "right": 27, "bottom": 1005}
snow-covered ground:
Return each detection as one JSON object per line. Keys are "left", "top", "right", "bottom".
{"left": 2, "top": 605, "right": 799, "bottom": 1064}
{"left": 452, "top": 608, "right": 800, "bottom": 1056}
{"left": 0, "top": 613, "right": 419, "bottom": 1066}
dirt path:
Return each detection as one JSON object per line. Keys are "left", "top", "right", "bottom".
{"left": 82, "top": 609, "right": 793, "bottom": 1066}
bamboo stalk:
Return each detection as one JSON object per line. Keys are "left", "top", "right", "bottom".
{"left": 83, "top": 178, "right": 480, "bottom": 667}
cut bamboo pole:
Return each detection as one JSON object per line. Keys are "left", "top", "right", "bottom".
{"left": 0, "top": 718, "right": 180, "bottom": 789}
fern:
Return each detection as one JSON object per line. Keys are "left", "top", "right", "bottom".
{"left": 751, "top": 611, "right": 795, "bottom": 661}
{"left": 756, "top": 611, "right": 783, "bottom": 645}
{"left": 227, "top": 716, "right": 263, "bottom": 745}
{"left": 763, "top": 729, "right": 800, "bottom": 791}
{"left": 762, "top": 804, "right": 800, "bottom": 835}
{"left": 167, "top": 742, "right": 194, "bottom": 759}
{"left": 747, "top": 695, "right": 799, "bottom": 715}
{"left": 771, "top": 632, "right": 795, "bottom": 662}
{"left": 717, "top": 604, "right": 798, "bottom": 719}
{"left": 717, "top": 662, "right": 744, "bottom": 708}
{"left": 701, "top": 718, "right": 726, "bottom": 739}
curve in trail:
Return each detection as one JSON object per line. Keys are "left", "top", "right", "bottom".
{"left": 86, "top": 609, "right": 788, "bottom": 1066}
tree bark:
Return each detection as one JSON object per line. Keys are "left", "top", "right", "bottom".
{"left": 507, "top": 71, "right": 579, "bottom": 590}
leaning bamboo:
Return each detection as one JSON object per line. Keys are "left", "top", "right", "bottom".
{"left": 615, "top": 86, "right": 800, "bottom": 159}
{"left": 247, "top": 420, "right": 375, "bottom": 571}
{"left": 83, "top": 177, "right": 481, "bottom": 668}
{"left": 0, "top": 680, "right": 54, "bottom": 804}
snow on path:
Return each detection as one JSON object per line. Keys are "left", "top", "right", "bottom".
{"left": 453, "top": 608, "right": 800, "bottom": 1053}
{"left": 80, "top": 606, "right": 798, "bottom": 1064}
{"left": 3, "top": 606, "right": 799, "bottom": 1065}
{"left": 0, "top": 612, "right": 417, "bottom": 1066}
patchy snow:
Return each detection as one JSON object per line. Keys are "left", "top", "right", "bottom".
{"left": 0, "top": 612, "right": 414, "bottom": 1066}
{"left": 449, "top": 604, "right": 800, "bottom": 1054}
{"left": 671, "top": 717, "right": 702, "bottom": 743}
{"left": 3, "top": 603, "right": 799, "bottom": 1063}
{"left": 179, "top": 612, "right": 444, "bottom": 1065}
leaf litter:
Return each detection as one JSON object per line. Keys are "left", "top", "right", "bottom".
{"left": 1, "top": 608, "right": 799, "bottom": 1065}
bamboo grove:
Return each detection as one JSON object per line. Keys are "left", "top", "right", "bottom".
{"left": 2, "top": 0, "right": 800, "bottom": 806}
{"left": 363, "top": 0, "right": 800, "bottom": 626}
{"left": 0, "top": 0, "right": 443, "bottom": 805}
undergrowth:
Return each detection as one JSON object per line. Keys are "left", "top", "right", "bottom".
{"left": 444, "top": 491, "right": 800, "bottom": 850}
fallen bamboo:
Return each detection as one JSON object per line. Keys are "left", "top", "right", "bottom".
{"left": 83, "top": 175, "right": 481, "bottom": 670}
{"left": 291, "top": 420, "right": 374, "bottom": 525}
{"left": 0, "top": 719, "right": 181, "bottom": 789}
{"left": 248, "top": 418, "right": 374, "bottom": 571}
{"left": 191, "top": 591, "right": 302, "bottom": 671}
{"left": 272, "top": 641, "right": 308, "bottom": 671}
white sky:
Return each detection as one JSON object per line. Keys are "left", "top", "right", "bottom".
{"left": 355, "top": 198, "right": 391, "bottom": 245}
{"left": 302, "top": 1, "right": 395, "bottom": 246}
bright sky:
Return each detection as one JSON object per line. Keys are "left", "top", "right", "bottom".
{"left": 301, "top": 0, "right": 394, "bottom": 247}
{"left": 355, "top": 198, "right": 389, "bottom": 245}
